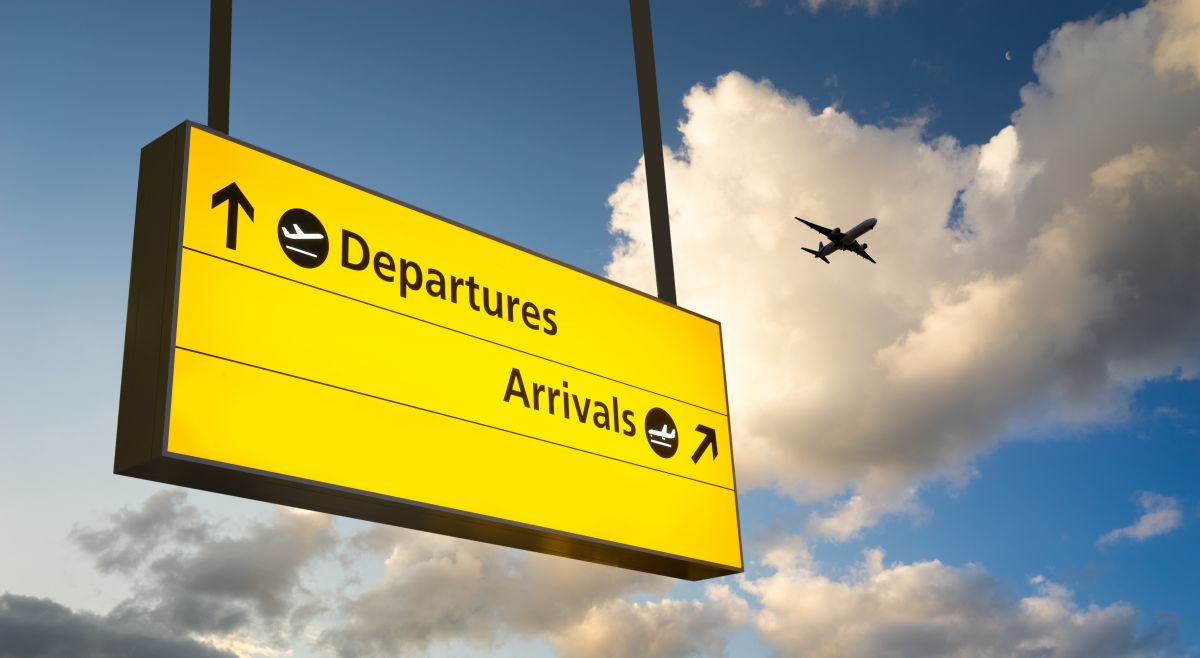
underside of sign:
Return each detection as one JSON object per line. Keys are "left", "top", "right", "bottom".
{"left": 115, "top": 122, "right": 742, "bottom": 580}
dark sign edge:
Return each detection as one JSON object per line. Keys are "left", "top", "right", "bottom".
{"left": 113, "top": 121, "right": 743, "bottom": 582}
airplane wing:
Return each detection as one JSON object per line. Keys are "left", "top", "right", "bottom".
{"left": 795, "top": 217, "right": 835, "bottom": 238}
{"left": 851, "top": 245, "right": 876, "bottom": 264}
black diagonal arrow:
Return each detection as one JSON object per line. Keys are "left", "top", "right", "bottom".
{"left": 211, "top": 182, "right": 254, "bottom": 250}
{"left": 691, "top": 424, "right": 718, "bottom": 464}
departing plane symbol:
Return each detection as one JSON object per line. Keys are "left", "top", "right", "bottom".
{"left": 281, "top": 223, "right": 325, "bottom": 259}
{"left": 281, "top": 224, "right": 324, "bottom": 240}
{"left": 276, "top": 208, "right": 330, "bottom": 269}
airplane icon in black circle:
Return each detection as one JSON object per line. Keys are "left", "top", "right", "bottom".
{"left": 644, "top": 407, "right": 679, "bottom": 458}
{"left": 277, "top": 208, "right": 329, "bottom": 268}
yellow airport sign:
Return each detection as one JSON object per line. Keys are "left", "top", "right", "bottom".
{"left": 116, "top": 122, "right": 741, "bottom": 579}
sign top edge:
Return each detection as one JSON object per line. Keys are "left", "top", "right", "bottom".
{"left": 175, "top": 120, "right": 723, "bottom": 328}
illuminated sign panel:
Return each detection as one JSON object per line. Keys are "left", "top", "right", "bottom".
{"left": 116, "top": 122, "right": 741, "bottom": 579}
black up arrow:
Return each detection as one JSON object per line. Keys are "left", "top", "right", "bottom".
{"left": 691, "top": 424, "right": 718, "bottom": 464}
{"left": 212, "top": 182, "right": 253, "bottom": 250}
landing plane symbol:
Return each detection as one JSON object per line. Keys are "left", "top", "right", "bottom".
{"left": 648, "top": 425, "right": 676, "bottom": 447}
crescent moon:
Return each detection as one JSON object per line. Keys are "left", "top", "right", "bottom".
{"left": 1005, "top": 50, "right": 1013, "bottom": 61}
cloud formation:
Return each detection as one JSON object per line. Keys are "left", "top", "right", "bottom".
{"left": 119, "top": 507, "right": 335, "bottom": 634}
{"left": 606, "top": 0, "right": 1200, "bottom": 535}
{"left": 744, "top": 0, "right": 906, "bottom": 12}
{"left": 806, "top": 486, "right": 925, "bottom": 540}
{"left": 799, "top": 0, "right": 906, "bottom": 14}
{"left": 1098, "top": 492, "right": 1184, "bottom": 545}
{"left": 71, "top": 490, "right": 336, "bottom": 649}
{"left": 553, "top": 585, "right": 749, "bottom": 658}
{"left": 1153, "top": 0, "right": 1200, "bottom": 79}
{"left": 70, "top": 489, "right": 211, "bottom": 574}
{"left": 0, "top": 593, "right": 235, "bottom": 658}
{"left": 321, "top": 525, "right": 670, "bottom": 656}
{"left": 52, "top": 490, "right": 1192, "bottom": 658}
{"left": 321, "top": 525, "right": 1189, "bottom": 658}
{"left": 741, "top": 541, "right": 1183, "bottom": 658}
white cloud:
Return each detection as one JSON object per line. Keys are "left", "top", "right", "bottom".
{"left": 1153, "top": 0, "right": 1200, "bottom": 80}
{"left": 61, "top": 492, "right": 1192, "bottom": 658}
{"left": 0, "top": 593, "right": 236, "bottom": 658}
{"left": 1099, "top": 492, "right": 1184, "bottom": 545}
{"left": 197, "top": 634, "right": 292, "bottom": 658}
{"left": 806, "top": 486, "right": 926, "bottom": 540}
{"left": 742, "top": 0, "right": 906, "bottom": 11}
{"left": 605, "top": 0, "right": 1200, "bottom": 533}
{"left": 552, "top": 585, "right": 750, "bottom": 658}
{"left": 800, "top": 0, "right": 907, "bottom": 14}
{"left": 69, "top": 489, "right": 212, "bottom": 575}
{"left": 115, "top": 507, "right": 335, "bottom": 635}
{"left": 321, "top": 526, "right": 668, "bottom": 656}
{"left": 741, "top": 540, "right": 1183, "bottom": 658}
{"left": 71, "top": 491, "right": 336, "bottom": 651}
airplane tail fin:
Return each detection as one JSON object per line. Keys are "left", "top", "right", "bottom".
{"left": 801, "top": 246, "right": 831, "bottom": 264}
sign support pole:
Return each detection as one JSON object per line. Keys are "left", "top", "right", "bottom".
{"left": 629, "top": 0, "right": 677, "bottom": 305}
{"left": 208, "top": 0, "right": 232, "bottom": 134}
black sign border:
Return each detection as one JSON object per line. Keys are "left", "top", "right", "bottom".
{"left": 115, "top": 121, "right": 742, "bottom": 581}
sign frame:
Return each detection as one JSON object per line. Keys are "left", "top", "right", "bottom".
{"left": 116, "top": 121, "right": 741, "bottom": 580}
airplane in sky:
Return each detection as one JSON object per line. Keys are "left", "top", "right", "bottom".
{"left": 796, "top": 216, "right": 878, "bottom": 264}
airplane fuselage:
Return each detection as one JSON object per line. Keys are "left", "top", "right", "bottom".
{"left": 819, "top": 217, "right": 877, "bottom": 256}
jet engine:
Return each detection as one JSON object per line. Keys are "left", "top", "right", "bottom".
{"left": 860, "top": 243, "right": 868, "bottom": 250}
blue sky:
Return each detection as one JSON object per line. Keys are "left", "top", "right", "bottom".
{"left": 2, "top": 1, "right": 1198, "bottom": 657}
